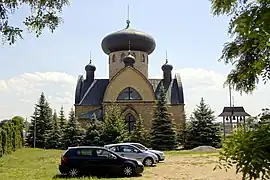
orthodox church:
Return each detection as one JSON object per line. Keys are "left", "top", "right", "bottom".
{"left": 74, "top": 20, "right": 185, "bottom": 132}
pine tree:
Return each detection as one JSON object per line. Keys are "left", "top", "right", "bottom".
{"left": 131, "top": 114, "right": 150, "bottom": 146}
{"left": 185, "top": 98, "right": 221, "bottom": 149}
{"left": 150, "top": 83, "right": 177, "bottom": 150}
{"left": 59, "top": 105, "right": 67, "bottom": 131}
{"left": 26, "top": 92, "right": 53, "bottom": 148}
{"left": 44, "top": 110, "right": 62, "bottom": 149}
{"left": 102, "top": 105, "right": 129, "bottom": 144}
{"left": 84, "top": 113, "right": 104, "bottom": 146}
{"left": 63, "top": 108, "right": 84, "bottom": 148}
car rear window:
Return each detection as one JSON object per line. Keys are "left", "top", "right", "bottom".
{"left": 64, "top": 149, "right": 78, "bottom": 157}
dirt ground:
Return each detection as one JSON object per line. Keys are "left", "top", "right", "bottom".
{"left": 133, "top": 154, "right": 242, "bottom": 180}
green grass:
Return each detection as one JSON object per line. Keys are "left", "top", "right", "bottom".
{"left": 0, "top": 148, "right": 218, "bottom": 180}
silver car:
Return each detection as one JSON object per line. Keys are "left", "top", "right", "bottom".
{"left": 125, "top": 142, "right": 165, "bottom": 161}
{"left": 104, "top": 143, "right": 158, "bottom": 166}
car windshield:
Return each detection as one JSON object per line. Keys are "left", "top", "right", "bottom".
{"left": 132, "top": 143, "right": 147, "bottom": 150}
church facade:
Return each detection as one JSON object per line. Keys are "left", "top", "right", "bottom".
{"left": 74, "top": 20, "right": 186, "bottom": 132}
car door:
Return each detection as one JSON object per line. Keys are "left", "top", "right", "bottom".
{"left": 77, "top": 148, "right": 100, "bottom": 175}
{"left": 128, "top": 145, "right": 145, "bottom": 161}
{"left": 119, "top": 145, "right": 142, "bottom": 161}
{"left": 96, "top": 149, "right": 122, "bottom": 174}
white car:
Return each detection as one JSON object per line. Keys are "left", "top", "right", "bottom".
{"left": 104, "top": 143, "right": 159, "bottom": 166}
{"left": 126, "top": 142, "right": 165, "bottom": 161}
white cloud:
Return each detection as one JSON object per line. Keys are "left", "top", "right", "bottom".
{"left": 176, "top": 68, "right": 270, "bottom": 119}
{"left": 0, "top": 80, "right": 7, "bottom": 91}
{"left": 0, "top": 72, "right": 77, "bottom": 120}
{"left": 0, "top": 69, "right": 269, "bottom": 121}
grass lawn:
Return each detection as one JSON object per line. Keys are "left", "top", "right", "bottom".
{"left": 0, "top": 148, "right": 241, "bottom": 180}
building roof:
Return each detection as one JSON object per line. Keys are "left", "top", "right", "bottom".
{"left": 101, "top": 23, "right": 156, "bottom": 55}
{"left": 218, "top": 106, "right": 250, "bottom": 117}
{"left": 75, "top": 73, "right": 184, "bottom": 107}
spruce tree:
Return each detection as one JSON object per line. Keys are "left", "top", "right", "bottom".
{"left": 58, "top": 105, "right": 67, "bottom": 148}
{"left": 44, "top": 110, "right": 62, "bottom": 149}
{"left": 59, "top": 105, "right": 67, "bottom": 131}
{"left": 26, "top": 92, "right": 53, "bottom": 148}
{"left": 63, "top": 108, "right": 84, "bottom": 148}
{"left": 150, "top": 83, "right": 177, "bottom": 150}
{"left": 84, "top": 113, "right": 104, "bottom": 146}
{"left": 185, "top": 98, "right": 221, "bottom": 149}
{"left": 131, "top": 114, "right": 150, "bottom": 146}
{"left": 102, "top": 105, "right": 129, "bottom": 144}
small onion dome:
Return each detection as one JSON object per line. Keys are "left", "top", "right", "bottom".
{"left": 85, "top": 61, "right": 96, "bottom": 71}
{"left": 101, "top": 21, "right": 156, "bottom": 55}
{"left": 162, "top": 61, "right": 173, "bottom": 71}
{"left": 123, "top": 52, "right": 135, "bottom": 66}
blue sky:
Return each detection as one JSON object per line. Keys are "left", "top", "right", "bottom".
{"left": 1, "top": 0, "right": 269, "bottom": 120}
{"left": 1, "top": 0, "right": 230, "bottom": 78}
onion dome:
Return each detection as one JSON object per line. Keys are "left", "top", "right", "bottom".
{"left": 85, "top": 59, "right": 96, "bottom": 71}
{"left": 123, "top": 52, "right": 135, "bottom": 67}
{"left": 101, "top": 20, "right": 156, "bottom": 55}
{"left": 162, "top": 59, "right": 173, "bottom": 71}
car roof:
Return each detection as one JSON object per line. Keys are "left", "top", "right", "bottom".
{"left": 104, "top": 143, "right": 140, "bottom": 148}
{"left": 67, "top": 146, "right": 107, "bottom": 150}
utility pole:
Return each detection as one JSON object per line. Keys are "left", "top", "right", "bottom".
{"left": 33, "top": 108, "right": 37, "bottom": 148}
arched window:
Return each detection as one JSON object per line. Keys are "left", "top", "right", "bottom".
{"left": 125, "top": 113, "right": 136, "bottom": 133}
{"left": 112, "top": 54, "right": 116, "bottom": 62}
{"left": 117, "top": 87, "right": 142, "bottom": 100}
{"left": 132, "top": 52, "right": 136, "bottom": 59}
{"left": 120, "top": 52, "right": 126, "bottom": 62}
{"left": 141, "top": 54, "right": 145, "bottom": 62}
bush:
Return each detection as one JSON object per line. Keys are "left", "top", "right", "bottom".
{"left": 0, "top": 116, "right": 24, "bottom": 158}
{"left": 215, "top": 115, "right": 270, "bottom": 179}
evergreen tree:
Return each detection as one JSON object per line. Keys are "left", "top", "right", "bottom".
{"left": 63, "top": 108, "right": 84, "bottom": 148}
{"left": 59, "top": 105, "right": 67, "bottom": 131}
{"left": 84, "top": 113, "right": 104, "bottom": 146}
{"left": 58, "top": 105, "right": 67, "bottom": 148}
{"left": 26, "top": 93, "right": 53, "bottom": 148}
{"left": 44, "top": 110, "right": 62, "bottom": 149}
{"left": 150, "top": 83, "right": 177, "bottom": 150}
{"left": 131, "top": 114, "right": 150, "bottom": 146}
{"left": 102, "top": 105, "right": 129, "bottom": 144}
{"left": 185, "top": 98, "right": 221, "bottom": 149}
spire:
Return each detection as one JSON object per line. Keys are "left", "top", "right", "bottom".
{"left": 161, "top": 50, "right": 173, "bottom": 71}
{"left": 126, "top": 4, "right": 130, "bottom": 28}
{"left": 89, "top": 50, "right": 92, "bottom": 64}
{"left": 85, "top": 50, "right": 96, "bottom": 72}
{"left": 165, "top": 50, "right": 168, "bottom": 64}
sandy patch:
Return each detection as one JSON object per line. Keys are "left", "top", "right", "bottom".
{"left": 132, "top": 154, "right": 241, "bottom": 180}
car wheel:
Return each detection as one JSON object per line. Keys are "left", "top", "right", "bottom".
{"left": 143, "top": 157, "right": 154, "bottom": 166}
{"left": 156, "top": 155, "right": 161, "bottom": 161}
{"left": 68, "top": 168, "right": 79, "bottom": 177}
{"left": 123, "top": 164, "right": 134, "bottom": 177}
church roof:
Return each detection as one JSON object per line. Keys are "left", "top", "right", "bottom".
{"left": 75, "top": 74, "right": 184, "bottom": 106}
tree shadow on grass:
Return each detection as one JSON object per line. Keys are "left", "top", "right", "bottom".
{"left": 52, "top": 173, "right": 142, "bottom": 179}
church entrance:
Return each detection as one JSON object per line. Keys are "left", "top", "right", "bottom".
{"left": 125, "top": 113, "right": 136, "bottom": 133}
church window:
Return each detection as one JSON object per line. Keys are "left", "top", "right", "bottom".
{"left": 112, "top": 54, "right": 116, "bottom": 62}
{"left": 120, "top": 52, "right": 126, "bottom": 62}
{"left": 141, "top": 54, "right": 145, "bottom": 62}
{"left": 117, "top": 87, "right": 142, "bottom": 100}
{"left": 132, "top": 52, "right": 136, "bottom": 59}
{"left": 125, "top": 113, "right": 136, "bottom": 133}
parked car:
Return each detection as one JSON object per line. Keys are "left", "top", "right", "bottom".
{"left": 126, "top": 142, "right": 165, "bottom": 161}
{"left": 104, "top": 143, "right": 159, "bottom": 166}
{"left": 59, "top": 146, "right": 144, "bottom": 177}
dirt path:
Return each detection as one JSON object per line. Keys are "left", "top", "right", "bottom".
{"left": 133, "top": 154, "right": 242, "bottom": 180}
